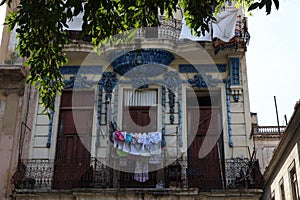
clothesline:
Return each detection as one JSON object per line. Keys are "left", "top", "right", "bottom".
{"left": 113, "top": 131, "right": 162, "bottom": 156}
{"left": 113, "top": 131, "right": 163, "bottom": 183}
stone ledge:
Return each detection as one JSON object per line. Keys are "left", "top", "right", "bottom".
{"left": 0, "top": 65, "right": 26, "bottom": 79}
{"left": 13, "top": 188, "right": 263, "bottom": 200}
{"left": 0, "top": 65, "right": 26, "bottom": 96}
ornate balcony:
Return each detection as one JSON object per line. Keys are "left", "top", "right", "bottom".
{"left": 69, "top": 15, "right": 182, "bottom": 43}
{"left": 251, "top": 126, "right": 286, "bottom": 139}
{"left": 254, "top": 126, "right": 285, "bottom": 134}
{"left": 135, "top": 16, "right": 182, "bottom": 40}
{"left": 11, "top": 157, "right": 263, "bottom": 191}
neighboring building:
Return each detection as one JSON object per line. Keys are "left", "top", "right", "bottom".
{"left": 0, "top": 2, "right": 30, "bottom": 199}
{"left": 0, "top": 65, "right": 27, "bottom": 199}
{"left": 0, "top": 1, "right": 264, "bottom": 200}
{"left": 261, "top": 101, "right": 300, "bottom": 200}
{"left": 250, "top": 113, "right": 285, "bottom": 173}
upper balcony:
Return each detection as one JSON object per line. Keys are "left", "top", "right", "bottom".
{"left": 69, "top": 15, "right": 182, "bottom": 43}
{"left": 68, "top": 11, "right": 250, "bottom": 54}
{"left": 251, "top": 126, "right": 286, "bottom": 139}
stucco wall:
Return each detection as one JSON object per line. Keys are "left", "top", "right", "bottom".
{"left": 255, "top": 138, "right": 280, "bottom": 173}
{"left": 0, "top": 94, "right": 22, "bottom": 199}
{"left": 262, "top": 144, "right": 300, "bottom": 200}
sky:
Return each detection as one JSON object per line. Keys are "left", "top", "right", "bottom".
{"left": 0, "top": 1, "right": 299, "bottom": 126}
{"left": 247, "top": 0, "right": 300, "bottom": 125}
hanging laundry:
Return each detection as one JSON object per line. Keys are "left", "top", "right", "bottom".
{"left": 123, "top": 140, "right": 131, "bottom": 153}
{"left": 179, "top": 9, "right": 239, "bottom": 43}
{"left": 112, "top": 131, "right": 163, "bottom": 182}
{"left": 149, "top": 132, "right": 162, "bottom": 154}
{"left": 116, "top": 149, "right": 129, "bottom": 167}
{"left": 113, "top": 131, "right": 123, "bottom": 150}
{"left": 113, "top": 131, "right": 162, "bottom": 157}
{"left": 114, "top": 130, "right": 125, "bottom": 141}
{"left": 134, "top": 157, "right": 149, "bottom": 182}
{"left": 138, "top": 133, "right": 151, "bottom": 157}
{"left": 179, "top": 17, "right": 212, "bottom": 41}
{"left": 130, "top": 134, "right": 143, "bottom": 155}
{"left": 214, "top": 37, "right": 238, "bottom": 54}
{"left": 212, "top": 9, "right": 238, "bottom": 42}
{"left": 125, "top": 133, "right": 133, "bottom": 143}
{"left": 116, "top": 149, "right": 128, "bottom": 157}
{"left": 149, "top": 132, "right": 162, "bottom": 164}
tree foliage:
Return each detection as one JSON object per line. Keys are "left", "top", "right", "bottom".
{"left": 0, "top": 0, "right": 278, "bottom": 113}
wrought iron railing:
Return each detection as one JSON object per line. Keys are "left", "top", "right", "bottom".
{"left": 135, "top": 16, "right": 182, "bottom": 40}
{"left": 11, "top": 158, "right": 170, "bottom": 190}
{"left": 69, "top": 16, "right": 182, "bottom": 42}
{"left": 235, "top": 16, "right": 250, "bottom": 45}
{"left": 226, "top": 157, "right": 249, "bottom": 188}
{"left": 12, "top": 159, "right": 54, "bottom": 190}
{"left": 186, "top": 159, "right": 224, "bottom": 191}
{"left": 225, "top": 157, "right": 264, "bottom": 189}
{"left": 11, "top": 158, "right": 109, "bottom": 190}
{"left": 12, "top": 157, "right": 263, "bottom": 191}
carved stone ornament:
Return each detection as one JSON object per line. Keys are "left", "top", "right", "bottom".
{"left": 107, "top": 49, "right": 174, "bottom": 76}
{"left": 188, "top": 73, "right": 220, "bottom": 88}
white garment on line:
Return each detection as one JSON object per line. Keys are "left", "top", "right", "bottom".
{"left": 212, "top": 9, "right": 238, "bottom": 42}
{"left": 179, "top": 9, "right": 239, "bottom": 42}
{"left": 179, "top": 17, "right": 212, "bottom": 41}
{"left": 138, "top": 133, "right": 151, "bottom": 156}
{"left": 130, "top": 137, "right": 142, "bottom": 155}
{"left": 134, "top": 157, "right": 149, "bottom": 182}
{"left": 113, "top": 131, "right": 162, "bottom": 156}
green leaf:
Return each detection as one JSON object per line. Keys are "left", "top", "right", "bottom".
{"left": 248, "top": 2, "right": 260, "bottom": 11}
{"left": 265, "top": 0, "right": 272, "bottom": 14}
{"left": 259, "top": 0, "right": 265, "bottom": 9}
{"left": 273, "top": 0, "right": 279, "bottom": 10}
{"left": 0, "top": 0, "right": 6, "bottom": 6}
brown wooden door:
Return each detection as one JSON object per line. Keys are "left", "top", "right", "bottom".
{"left": 120, "top": 106, "right": 157, "bottom": 186}
{"left": 123, "top": 106, "right": 157, "bottom": 132}
{"left": 186, "top": 91, "right": 224, "bottom": 190}
{"left": 53, "top": 91, "right": 94, "bottom": 189}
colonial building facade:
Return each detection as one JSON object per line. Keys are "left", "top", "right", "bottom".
{"left": 250, "top": 113, "right": 285, "bottom": 174}
{"left": 0, "top": 2, "right": 264, "bottom": 200}
{"left": 261, "top": 101, "right": 300, "bottom": 200}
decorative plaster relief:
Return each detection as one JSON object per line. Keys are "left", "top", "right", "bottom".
{"left": 230, "top": 85, "right": 243, "bottom": 102}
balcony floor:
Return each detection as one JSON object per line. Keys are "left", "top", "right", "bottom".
{"left": 13, "top": 188, "right": 263, "bottom": 200}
